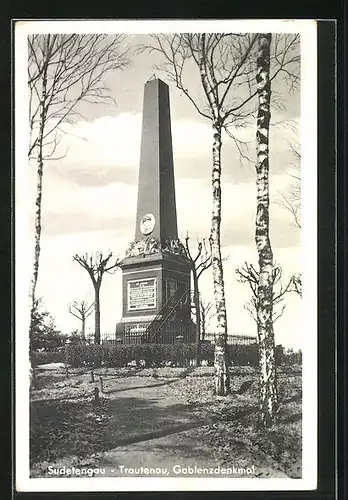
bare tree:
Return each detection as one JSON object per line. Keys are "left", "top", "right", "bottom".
{"left": 68, "top": 300, "right": 94, "bottom": 340}
{"left": 184, "top": 235, "right": 212, "bottom": 366}
{"left": 140, "top": 32, "right": 299, "bottom": 396}
{"left": 200, "top": 299, "right": 213, "bottom": 341}
{"left": 73, "top": 252, "right": 120, "bottom": 344}
{"left": 28, "top": 34, "right": 130, "bottom": 327}
{"left": 236, "top": 261, "right": 294, "bottom": 324}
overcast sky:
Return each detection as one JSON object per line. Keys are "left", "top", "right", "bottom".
{"left": 22, "top": 30, "right": 306, "bottom": 349}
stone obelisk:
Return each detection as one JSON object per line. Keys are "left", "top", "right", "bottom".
{"left": 115, "top": 78, "right": 194, "bottom": 345}
{"left": 135, "top": 78, "right": 178, "bottom": 242}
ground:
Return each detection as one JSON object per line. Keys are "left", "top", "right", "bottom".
{"left": 30, "top": 365, "right": 302, "bottom": 479}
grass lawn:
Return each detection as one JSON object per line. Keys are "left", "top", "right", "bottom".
{"left": 30, "top": 365, "right": 302, "bottom": 478}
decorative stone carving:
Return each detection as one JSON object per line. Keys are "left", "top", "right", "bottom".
{"left": 125, "top": 237, "right": 187, "bottom": 258}
{"left": 162, "top": 238, "right": 187, "bottom": 257}
{"left": 126, "top": 237, "right": 159, "bottom": 257}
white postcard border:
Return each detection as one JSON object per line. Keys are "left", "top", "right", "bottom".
{"left": 15, "top": 18, "right": 318, "bottom": 492}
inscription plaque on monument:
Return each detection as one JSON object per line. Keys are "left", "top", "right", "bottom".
{"left": 127, "top": 278, "right": 157, "bottom": 311}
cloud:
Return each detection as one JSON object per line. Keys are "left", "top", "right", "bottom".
{"left": 175, "top": 174, "right": 300, "bottom": 248}
{"left": 61, "top": 114, "right": 142, "bottom": 168}
{"left": 53, "top": 164, "right": 137, "bottom": 187}
{"left": 27, "top": 170, "right": 137, "bottom": 220}
{"left": 47, "top": 111, "right": 299, "bottom": 192}
{"left": 41, "top": 211, "right": 134, "bottom": 237}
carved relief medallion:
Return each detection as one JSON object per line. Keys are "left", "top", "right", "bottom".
{"left": 140, "top": 213, "right": 155, "bottom": 235}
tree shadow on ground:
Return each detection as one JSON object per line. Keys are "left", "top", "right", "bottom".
{"left": 104, "top": 378, "right": 180, "bottom": 395}
{"left": 100, "top": 365, "right": 196, "bottom": 395}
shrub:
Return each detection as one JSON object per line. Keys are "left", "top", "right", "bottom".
{"left": 30, "top": 298, "right": 66, "bottom": 352}
{"left": 283, "top": 350, "right": 302, "bottom": 366}
{"left": 227, "top": 343, "right": 259, "bottom": 367}
{"left": 65, "top": 343, "right": 103, "bottom": 367}
{"left": 31, "top": 350, "right": 65, "bottom": 367}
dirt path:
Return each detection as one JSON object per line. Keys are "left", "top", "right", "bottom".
{"left": 31, "top": 373, "right": 290, "bottom": 479}
{"left": 92, "top": 381, "right": 288, "bottom": 478}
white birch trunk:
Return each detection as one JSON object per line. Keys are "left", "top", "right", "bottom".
{"left": 198, "top": 34, "right": 230, "bottom": 395}
{"left": 255, "top": 33, "right": 278, "bottom": 427}
{"left": 29, "top": 64, "right": 48, "bottom": 325}
{"left": 211, "top": 123, "right": 230, "bottom": 396}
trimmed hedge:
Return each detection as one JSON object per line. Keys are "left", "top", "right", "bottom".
{"left": 65, "top": 343, "right": 260, "bottom": 368}
{"left": 32, "top": 343, "right": 295, "bottom": 369}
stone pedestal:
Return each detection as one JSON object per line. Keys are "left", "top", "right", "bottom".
{"left": 116, "top": 252, "right": 195, "bottom": 344}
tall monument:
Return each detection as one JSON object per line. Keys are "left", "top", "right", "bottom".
{"left": 116, "top": 78, "right": 195, "bottom": 344}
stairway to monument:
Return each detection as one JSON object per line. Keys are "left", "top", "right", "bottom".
{"left": 143, "top": 288, "right": 192, "bottom": 344}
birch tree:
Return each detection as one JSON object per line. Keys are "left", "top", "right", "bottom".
{"left": 140, "top": 32, "right": 299, "bottom": 396}
{"left": 73, "top": 252, "right": 120, "bottom": 344}
{"left": 140, "top": 33, "right": 258, "bottom": 395}
{"left": 184, "top": 235, "right": 212, "bottom": 366}
{"left": 68, "top": 300, "right": 94, "bottom": 341}
{"left": 28, "top": 34, "right": 130, "bottom": 327}
{"left": 253, "top": 33, "right": 278, "bottom": 427}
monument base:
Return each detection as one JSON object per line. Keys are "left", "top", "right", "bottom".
{"left": 115, "top": 251, "right": 195, "bottom": 345}
{"left": 116, "top": 317, "right": 196, "bottom": 345}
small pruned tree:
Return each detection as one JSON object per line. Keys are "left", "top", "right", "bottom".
{"left": 68, "top": 300, "right": 94, "bottom": 341}
{"left": 236, "top": 259, "right": 296, "bottom": 427}
{"left": 184, "top": 235, "right": 212, "bottom": 366}
{"left": 200, "top": 299, "right": 213, "bottom": 341}
{"left": 236, "top": 261, "right": 295, "bottom": 324}
{"left": 28, "top": 34, "right": 130, "bottom": 330}
{"left": 73, "top": 252, "right": 120, "bottom": 344}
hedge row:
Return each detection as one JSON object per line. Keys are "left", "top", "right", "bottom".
{"left": 30, "top": 343, "right": 293, "bottom": 369}
{"left": 31, "top": 350, "right": 66, "bottom": 367}
{"left": 65, "top": 343, "right": 260, "bottom": 368}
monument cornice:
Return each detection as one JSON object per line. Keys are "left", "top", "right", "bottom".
{"left": 120, "top": 251, "right": 191, "bottom": 270}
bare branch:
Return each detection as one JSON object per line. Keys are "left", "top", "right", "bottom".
{"left": 28, "top": 35, "right": 130, "bottom": 317}
{"left": 290, "top": 273, "right": 302, "bottom": 297}
{"left": 273, "top": 305, "right": 286, "bottom": 323}
{"left": 73, "top": 251, "right": 120, "bottom": 287}
{"left": 275, "top": 140, "right": 301, "bottom": 228}
{"left": 236, "top": 261, "right": 298, "bottom": 324}
{"left": 244, "top": 299, "right": 258, "bottom": 323}
{"left": 185, "top": 234, "right": 212, "bottom": 279}
{"left": 28, "top": 34, "right": 131, "bottom": 160}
